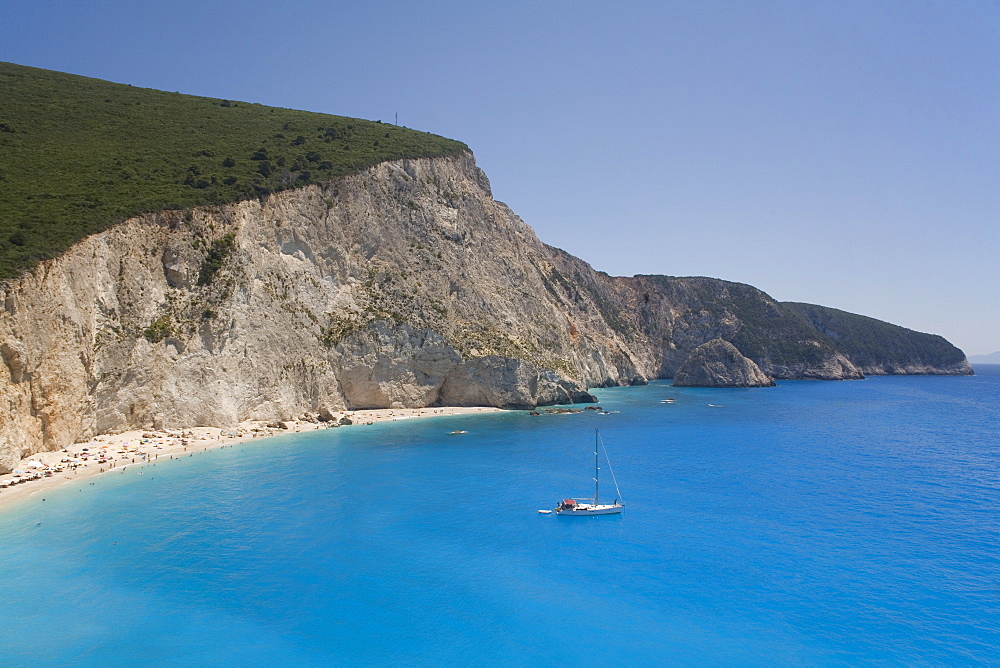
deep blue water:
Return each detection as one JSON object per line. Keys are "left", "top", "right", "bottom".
{"left": 1, "top": 368, "right": 998, "bottom": 665}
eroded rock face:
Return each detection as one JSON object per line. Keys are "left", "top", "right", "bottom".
{"left": 673, "top": 339, "right": 776, "bottom": 388}
{"left": 0, "top": 152, "right": 969, "bottom": 471}
{"left": 439, "top": 356, "right": 597, "bottom": 409}
{"left": 0, "top": 154, "right": 628, "bottom": 470}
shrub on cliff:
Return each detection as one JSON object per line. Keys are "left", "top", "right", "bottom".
{"left": 143, "top": 315, "right": 174, "bottom": 343}
{"left": 197, "top": 233, "right": 237, "bottom": 287}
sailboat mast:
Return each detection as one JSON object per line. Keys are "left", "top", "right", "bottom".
{"left": 594, "top": 429, "right": 600, "bottom": 505}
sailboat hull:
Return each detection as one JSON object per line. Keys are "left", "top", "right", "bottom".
{"left": 555, "top": 504, "right": 623, "bottom": 516}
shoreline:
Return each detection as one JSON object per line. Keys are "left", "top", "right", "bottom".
{"left": 0, "top": 406, "right": 502, "bottom": 510}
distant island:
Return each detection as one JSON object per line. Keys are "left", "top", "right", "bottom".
{"left": 0, "top": 62, "right": 972, "bottom": 472}
{"left": 968, "top": 352, "right": 1000, "bottom": 364}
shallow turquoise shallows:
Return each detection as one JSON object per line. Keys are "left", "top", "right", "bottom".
{"left": 1, "top": 368, "right": 998, "bottom": 665}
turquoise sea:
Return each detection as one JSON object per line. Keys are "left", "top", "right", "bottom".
{"left": 1, "top": 367, "right": 998, "bottom": 665}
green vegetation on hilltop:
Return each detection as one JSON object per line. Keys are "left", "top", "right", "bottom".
{"left": 0, "top": 62, "right": 468, "bottom": 279}
{"left": 783, "top": 302, "right": 967, "bottom": 367}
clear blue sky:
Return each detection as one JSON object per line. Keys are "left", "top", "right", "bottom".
{"left": 3, "top": 1, "right": 998, "bottom": 355}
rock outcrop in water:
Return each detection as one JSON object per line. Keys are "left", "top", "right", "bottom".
{"left": 673, "top": 339, "right": 776, "bottom": 388}
{"left": 0, "top": 152, "right": 972, "bottom": 471}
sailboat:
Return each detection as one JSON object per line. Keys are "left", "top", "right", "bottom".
{"left": 554, "top": 429, "right": 624, "bottom": 515}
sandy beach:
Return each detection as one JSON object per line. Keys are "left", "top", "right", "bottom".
{"left": 0, "top": 406, "right": 501, "bottom": 509}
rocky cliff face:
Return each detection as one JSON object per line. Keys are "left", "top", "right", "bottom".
{"left": 600, "top": 273, "right": 867, "bottom": 381}
{"left": 0, "top": 153, "right": 628, "bottom": 470}
{"left": 0, "top": 152, "right": 971, "bottom": 471}
{"left": 673, "top": 339, "right": 776, "bottom": 387}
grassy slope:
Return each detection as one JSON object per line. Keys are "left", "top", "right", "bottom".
{"left": 0, "top": 62, "right": 467, "bottom": 279}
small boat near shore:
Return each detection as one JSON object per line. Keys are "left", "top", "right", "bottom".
{"left": 554, "top": 429, "right": 623, "bottom": 516}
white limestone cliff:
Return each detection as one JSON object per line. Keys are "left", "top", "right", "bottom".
{"left": 0, "top": 154, "right": 633, "bottom": 470}
{"left": 0, "top": 152, "right": 971, "bottom": 471}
